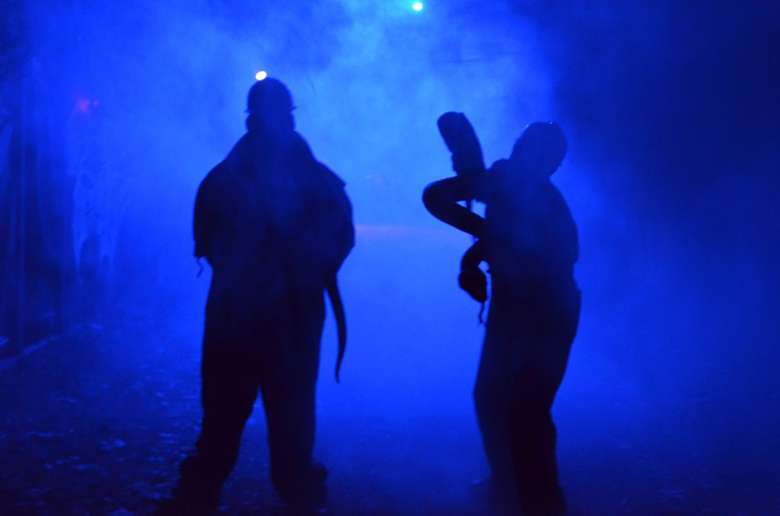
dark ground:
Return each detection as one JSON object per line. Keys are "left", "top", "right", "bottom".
{"left": 0, "top": 236, "right": 778, "bottom": 515}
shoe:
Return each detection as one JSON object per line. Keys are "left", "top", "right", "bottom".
{"left": 156, "top": 481, "right": 221, "bottom": 515}
{"left": 155, "top": 496, "right": 219, "bottom": 516}
{"left": 471, "top": 474, "right": 515, "bottom": 496}
{"left": 308, "top": 461, "right": 328, "bottom": 483}
{"left": 276, "top": 461, "right": 328, "bottom": 509}
{"left": 518, "top": 486, "right": 566, "bottom": 516}
{"left": 471, "top": 476, "right": 520, "bottom": 514}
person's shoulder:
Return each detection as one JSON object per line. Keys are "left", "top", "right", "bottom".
{"left": 545, "top": 179, "right": 569, "bottom": 205}
{"left": 200, "top": 160, "right": 228, "bottom": 190}
{"left": 488, "top": 159, "right": 511, "bottom": 174}
{"left": 544, "top": 180, "right": 577, "bottom": 227}
{"left": 291, "top": 131, "right": 315, "bottom": 159}
{"left": 294, "top": 133, "right": 347, "bottom": 189}
{"left": 316, "top": 161, "right": 347, "bottom": 190}
{"left": 474, "top": 160, "right": 510, "bottom": 202}
{"left": 199, "top": 156, "right": 242, "bottom": 206}
{"left": 201, "top": 134, "right": 251, "bottom": 188}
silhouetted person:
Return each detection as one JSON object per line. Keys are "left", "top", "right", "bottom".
{"left": 163, "top": 78, "right": 354, "bottom": 514}
{"left": 424, "top": 121, "right": 580, "bottom": 515}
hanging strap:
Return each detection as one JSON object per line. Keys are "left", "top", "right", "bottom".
{"left": 478, "top": 301, "right": 486, "bottom": 325}
{"left": 326, "top": 276, "right": 347, "bottom": 383}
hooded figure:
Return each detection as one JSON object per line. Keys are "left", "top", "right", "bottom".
{"left": 424, "top": 121, "right": 580, "bottom": 515}
{"left": 165, "top": 78, "right": 354, "bottom": 513}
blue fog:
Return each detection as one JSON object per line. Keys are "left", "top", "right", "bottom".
{"left": 0, "top": 1, "right": 778, "bottom": 514}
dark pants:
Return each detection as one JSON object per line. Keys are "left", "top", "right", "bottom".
{"left": 474, "top": 283, "right": 580, "bottom": 513}
{"left": 175, "top": 290, "right": 325, "bottom": 506}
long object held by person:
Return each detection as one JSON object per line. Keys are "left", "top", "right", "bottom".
{"left": 437, "top": 111, "right": 485, "bottom": 219}
{"left": 437, "top": 112, "right": 486, "bottom": 181}
{"left": 435, "top": 112, "right": 489, "bottom": 322}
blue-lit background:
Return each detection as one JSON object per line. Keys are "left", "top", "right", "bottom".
{"left": 0, "top": 1, "right": 778, "bottom": 513}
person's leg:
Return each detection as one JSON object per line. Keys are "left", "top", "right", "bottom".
{"left": 474, "top": 300, "right": 516, "bottom": 485}
{"left": 261, "top": 301, "right": 325, "bottom": 505}
{"left": 508, "top": 366, "right": 565, "bottom": 515}
{"left": 173, "top": 344, "right": 260, "bottom": 510}
{"left": 474, "top": 343, "right": 515, "bottom": 485}
{"left": 509, "top": 290, "right": 581, "bottom": 515}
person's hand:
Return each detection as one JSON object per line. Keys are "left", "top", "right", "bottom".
{"left": 458, "top": 266, "right": 488, "bottom": 302}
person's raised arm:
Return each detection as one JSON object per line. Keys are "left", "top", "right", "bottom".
{"left": 422, "top": 176, "right": 486, "bottom": 238}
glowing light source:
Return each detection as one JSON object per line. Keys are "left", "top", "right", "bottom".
{"left": 411, "top": 1, "right": 424, "bottom": 12}
{"left": 255, "top": 70, "right": 268, "bottom": 81}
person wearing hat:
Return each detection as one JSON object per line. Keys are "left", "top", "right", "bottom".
{"left": 423, "top": 121, "right": 581, "bottom": 515}
{"left": 163, "top": 77, "right": 354, "bottom": 513}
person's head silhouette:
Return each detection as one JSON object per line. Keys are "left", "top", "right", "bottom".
{"left": 245, "top": 77, "right": 296, "bottom": 143}
{"left": 510, "top": 121, "right": 567, "bottom": 179}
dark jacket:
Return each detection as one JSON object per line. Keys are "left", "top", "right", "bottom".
{"left": 193, "top": 131, "right": 354, "bottom": 318}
